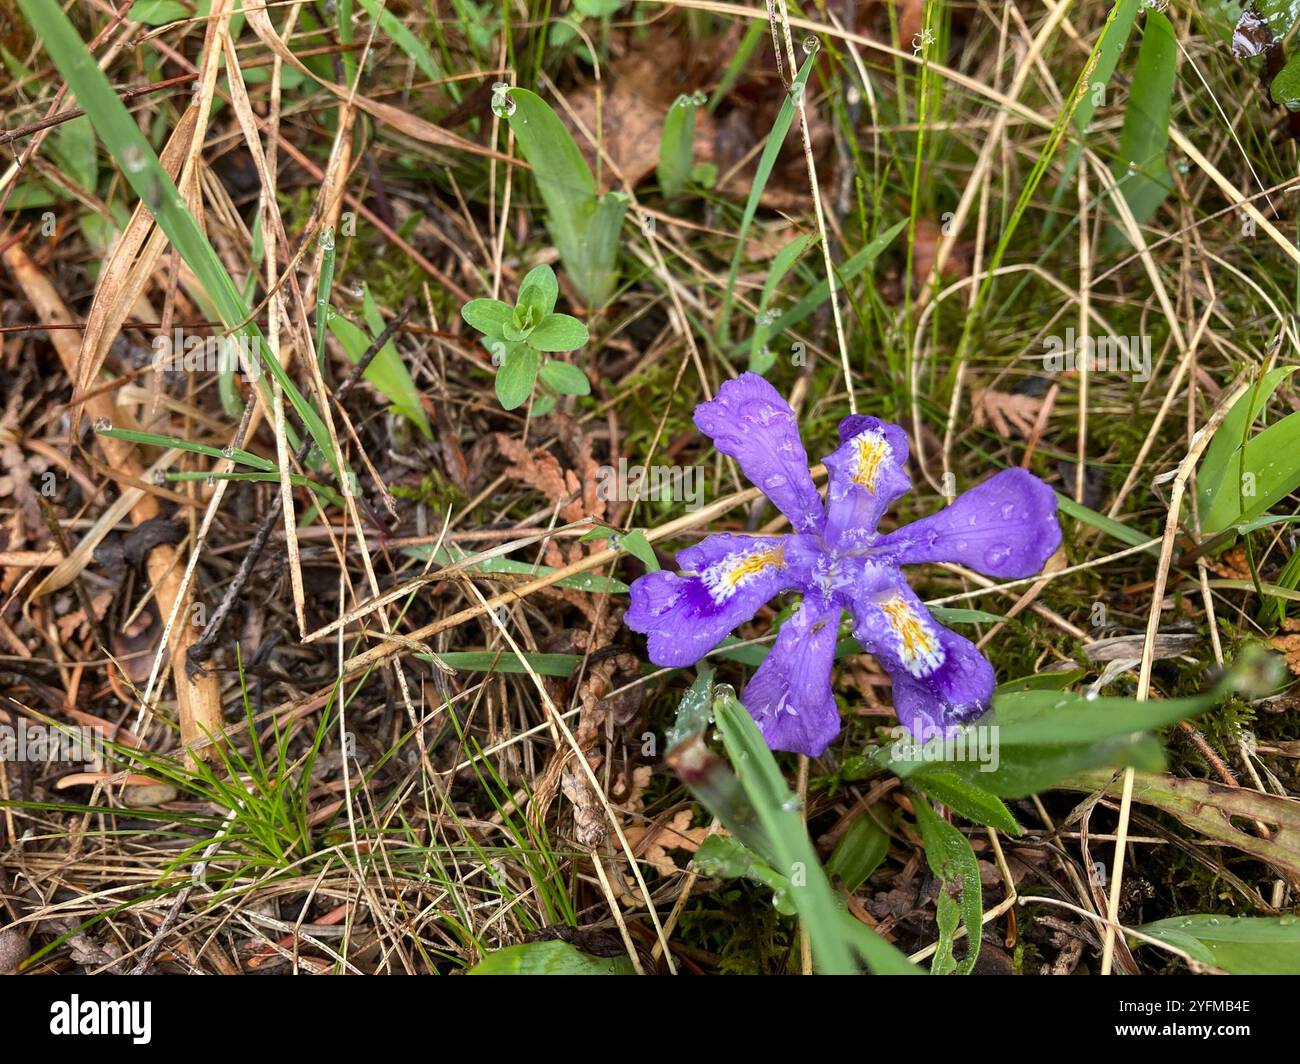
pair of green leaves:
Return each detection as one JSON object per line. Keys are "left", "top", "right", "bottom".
{"left": 461, "top": 264, "right": 591, "bottom": 411}
{"left": 667, "top": 670, "right": 920, "bottom": 975}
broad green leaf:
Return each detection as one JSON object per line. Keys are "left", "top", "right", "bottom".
{"left": 359, "top": 282, "right": 433, "bottom": 438}
{"left": 997, "top": 668, "right": 1088, "bottom": 693}
{"left": 977, "top": 685, "right": 1227, "bottom": 747}
{"left": 1048, "top": 0, "right": 1138, "bottom": 215}
{"left": 128, "top": 0, "right": 190, "bottom": 24}
{"left": 694, "top": 833, "right": 790, "bottom": 904}
{"left": 1113, "top": 10, "right": 1176, "bottom": 227}
{"left": 517, "top": 263, "right": 559, "bottom": 317}
{"left": 825, "top": 811, "right": 891, "bottom": 892}
{"left": 912, "top": 792, "right": 983, "bottom": 975}
{"left": 573, "top": 0, "right": 622, "bottom": 15}
{"left": 467, "top": 940, "right": 635, "bottom": 975}
{"left": 1136, "top": 915, "right": 1300, "bottom": 974}
{"left": 327, "top": 313, "right": 431, "bottom": 439}
{"left": 910, "top": 769, "right": 1022, "bottom": 835}
{"left": 1272, "top": 52, "right": 1300, "bottom": 107}
{"left": 52, "top": 114, "right": 96, "bottom": 191}
{"left": 1073, "top": 0, "right": 1140, "bottom": 136}
{"left": 1198, "top": 367, "right": 1300, "bottom": 535}
{"left": 496, "top": 346, "right": 540, "bottom": 410}
{"left": 539, "top": 360, "right": 590, "bottom": 396}
{"left": 504, "top": 89, "right": 628, "bottom": 306}
{"left": 884, "top": 651, "right": 1274, "bottom": 799}
{"left": 619, "top": 529, "right": 659, "bottom": 571}
{"left": 1205, "top": 411, "right": 1300, "bottom": 531}
{"left": 502, "top": 310, "right": 535, "bottom": 343}
{"left": 529, "top": 312, "right": 589, "bottom": 352}
{"left": 657, "top": 94, "right": 698, "bottom": 199}
{"left": 461, "top": 298, "right": 514, "bottom": 339}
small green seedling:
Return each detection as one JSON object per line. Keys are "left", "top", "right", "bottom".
{"left": 461, "top": 263, "right": 591, "bottom": 412}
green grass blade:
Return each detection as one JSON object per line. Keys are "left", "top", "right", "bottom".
{"left": 504, "top": 88, "right": 628, "bottom": 306}
{"left": 1113, "top": 9, "right": 1176, "bottom": 227}
{"left": 19, "top": 0, "right": 339, "bottom": 477}
{"left": 718, "top": 51, "right": 816, "bottom": 344}
{"left": 657, "top": 94, "right": 697, "bottom": 198}
{"left": 713, "top": 690, "right": 913, "bottom": 974}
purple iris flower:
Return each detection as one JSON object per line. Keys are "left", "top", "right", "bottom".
{"left": 625, "top": 373, "right": 1062, "bottom": 757}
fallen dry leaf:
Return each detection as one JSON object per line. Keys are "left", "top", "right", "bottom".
{"left": 971, "top": 387, "right": 1043, "bottom": 440}
{"left": 1270, "top": 618, "right": 1300, "bottom": 675}
{"left": 624, "top": 808, "right": 712, "bottom": 876}
{"left": 1212, "top": 545, "right": 1251, "bottom": 581}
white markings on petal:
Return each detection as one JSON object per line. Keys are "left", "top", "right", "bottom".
{"left": 849, "top": 428, "right": 892, "bottom": 494}
{"left": 699, "top": 544, "right": 786, "bottom": 606}
{"left": 878, "top": 595, "right": 944, "bottom": 677}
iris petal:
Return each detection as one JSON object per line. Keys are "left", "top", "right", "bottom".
{"left": 820, "top": 416, "right": 911, "bottom": 551}
{"left": 849, "top": 580, "right": 994, "bottom": 736}
{"left": 741, "top": 594, "right": 843, "bottom": 757}
{"left": 625, "top": 533, "right": 803, "bottom": 667}
{"left": 874, "top": 468, "right": 1061, "bottom": 578}
{"left": 693, "top": 373, "right": 825, "bottom": 534}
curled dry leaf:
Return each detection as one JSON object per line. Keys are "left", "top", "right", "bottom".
{"left": 625, "top": 808, "right": 714, "bottom": 876}
{"left": 1270, "top": 618, "right": 1300, "bottom": 676}
{"left": 971, "top": 386, "right": 1043, "bottom": 440}
{"left": 561, "top": 755, "right": 607, "bottom": 848}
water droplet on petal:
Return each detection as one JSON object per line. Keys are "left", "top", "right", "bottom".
{"left": 985, "top": 545, "right": 1012, "bottom": 569}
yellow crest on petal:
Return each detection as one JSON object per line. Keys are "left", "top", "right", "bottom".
{"left": 850, "top": 430, "right": 890, "bottom": 494}
{"left": 879, "top": 595, "right": 944, "bottom": 677}
{"left": 702, "top": 545, "right": 786, "bottom": 605}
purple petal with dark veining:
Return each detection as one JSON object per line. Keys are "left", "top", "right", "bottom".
{"left": 820, "top": 417, "right": 911, "bottom": 551}
{"left": 625, "top": 533, "right": 803, "bottom": 667}
{"left": 849, "top": 580, "right": 993, "bottom": 736}
{"left": 874, "top": 468, "right": 1061, "bottom": 578}
{"left": 741, "top": 594, "right": 843, "bottom": 757}
{"left": 693, "top": 373, "right": 824, "bottom": 534}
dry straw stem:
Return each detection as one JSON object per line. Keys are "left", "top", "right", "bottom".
{"left": 184, "top": 478, "right": 781, "bottom": 757}
{"left": 1098, "top": 376, "right": 1251, "bottom": 975}
{"left": 1, "top": 241, "right": 224, "bottom": 759}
